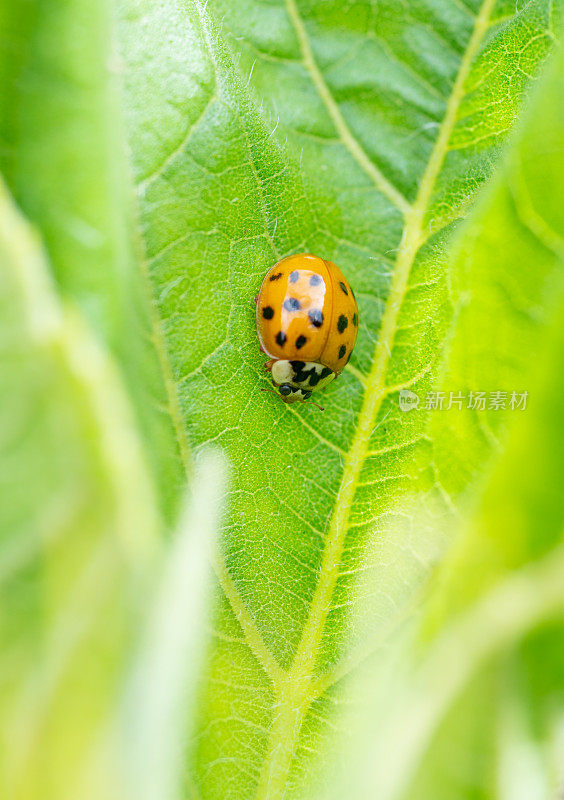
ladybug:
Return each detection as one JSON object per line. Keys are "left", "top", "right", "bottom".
{"left": 256, "top": 253, "right": 359, "bottom": 406}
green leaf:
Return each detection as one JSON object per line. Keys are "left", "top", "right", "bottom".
{"left": 335, "top": 43, "right": 564, "bottom": 800}
{"left": 0, "top": 176, "right": 159, "bottom": 800}
{"left": 115, "top": 1, "right": 562, "bottom": 797}
{"left": 0, "top": 0, "right": 185, "bottom": 522}
{"left": 430, "top": 39, "right": 564, "bottom": 612}
{"left": 402, "top": 43, "right": 564, "bottom": 799}
{"left": 0, "top": 178, "right": 228, "bottom": 800}
{"left": 125, "top": 450, "right": 228, "bottom": 800}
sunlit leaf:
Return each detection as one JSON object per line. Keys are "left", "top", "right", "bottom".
{"left": 115, "top": 1, "right": 562, "bottom": 797}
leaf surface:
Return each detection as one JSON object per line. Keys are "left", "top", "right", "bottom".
{"left": 115, "top": 1, "right": 561, "bottom": 797}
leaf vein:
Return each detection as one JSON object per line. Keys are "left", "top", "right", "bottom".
{"left": 138, "top": 92, "right": 217, "bottom": 191}
{"left": 284, "top": 0, "right": 411, "bottom": 215}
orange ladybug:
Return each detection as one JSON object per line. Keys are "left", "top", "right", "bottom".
{"left": 256, "top": 253, "right": 359, "bottom": 405}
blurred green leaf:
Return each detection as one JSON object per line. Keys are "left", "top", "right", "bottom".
{"left": 0, "top": 0, "right": 185, "bottom": 522}
{"left": 115, "top": 1, "right": 562, "bottom": 798}
{"left": 0, "top": 176, "right": 159, "bottom": 800}
{"left": 401, "top": 42, "right": 564, "bottom": 800}
{"left": 0, "top": 178, "right": 228, "bottom": 800}
{"left": 125, "top": 450, "right": 228, "bottom": 800}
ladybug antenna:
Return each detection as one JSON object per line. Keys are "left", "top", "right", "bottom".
{"left": 304, "top": 400, "right": 325, "bottom": 412}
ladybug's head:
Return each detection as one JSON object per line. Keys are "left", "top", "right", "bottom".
{"left": 262, "top": 358, "right": 323, "bottom": 408}
{"left": 276, "top": 383, "right": 312, "bottom": 404}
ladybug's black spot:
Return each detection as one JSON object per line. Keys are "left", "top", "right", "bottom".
{"left": 309, "top": 274, "right": 323, "bottom": 287}
{"left": 283, "top": 297, "right": 301, "bottom": 312}
{"left": 308, "top": 309, "right": 324, "bottom": 328}
{"left": 339, "top": 281, "right": 349, "bottom": 296}
{"left": 276, "top": 331, "right": 287, "bottom": 346}
{"left": 269, "top": 272, "right": 283, "bottom": 281}
{"left": 352, "top": 312, "right": 358, "bottom": 326}
{"left": 289, "top": 270, "right": 299, "bottom": 283}
{"left": 296, "top": 335, "right": 307, "bottom": 349}
{"left": 320, "top": 367, "right": 333, "bottom": 379}
{"left": 279, "top": 384, "right": 292, "bottom": 396}
{"left": 308, "top": 371, "right": 321, "bottom": 387}
{"left": 262, "top": 306, "right": 274, "bottom": 320}
{"left": 337, "top": 314, "right": 348, "bottom": 333}
{"left": 301, "top": 389, "right": 313, "bottom": 399}
{"left": 338, "top": 345, "right": 346, "bottom": 360}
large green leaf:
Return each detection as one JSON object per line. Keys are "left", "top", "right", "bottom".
{"left": 115, "top": 1, "right": 562, "bottom": 797}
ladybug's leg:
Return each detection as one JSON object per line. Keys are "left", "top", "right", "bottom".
{"left": 254, "top": 295, "right": 259, "bottom": 305}
{"left": 263, "top": 359, "right": 275, "bottom": 373}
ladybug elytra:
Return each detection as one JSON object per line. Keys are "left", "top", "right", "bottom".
{"left": 255, "top": 253, "right": 359, "bottom": 406}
